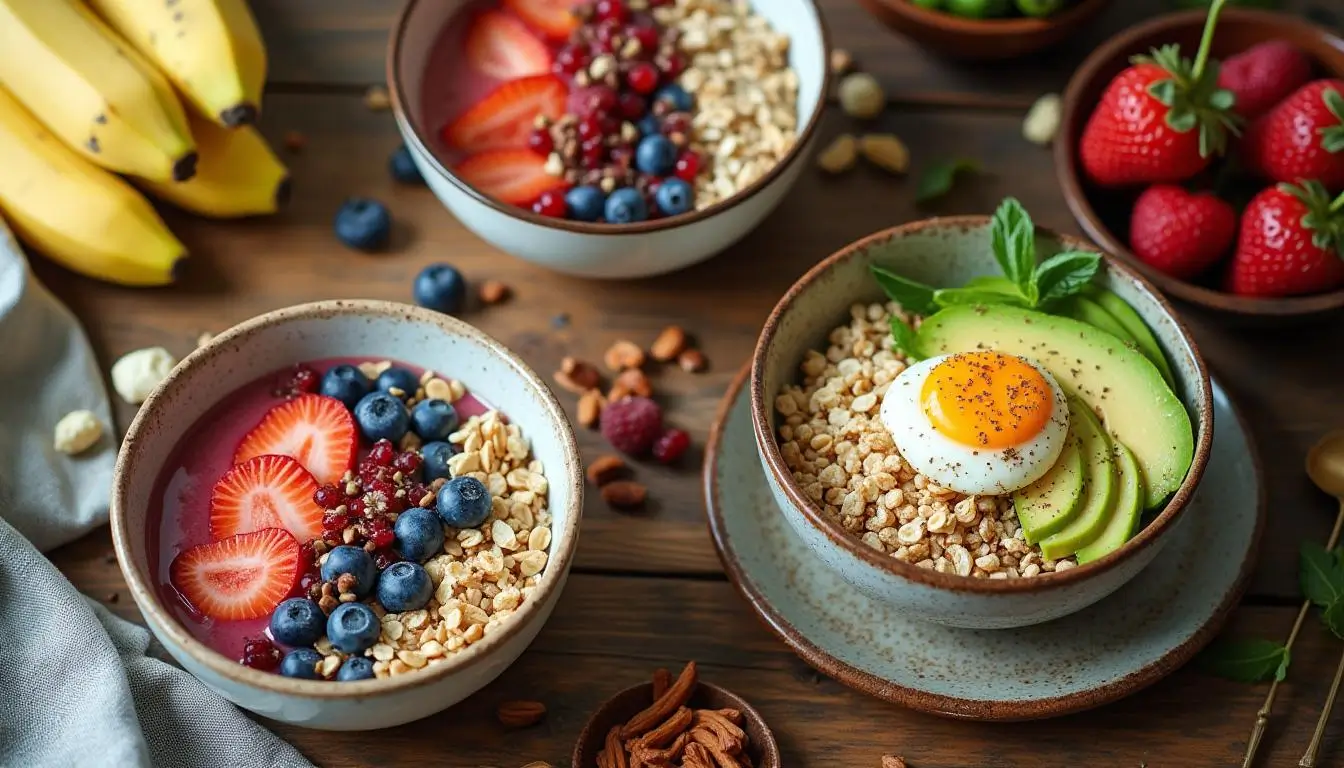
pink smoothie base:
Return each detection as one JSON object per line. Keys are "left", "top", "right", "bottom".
{"left": 149, "top": 358, "right": 490, "bottom": 662}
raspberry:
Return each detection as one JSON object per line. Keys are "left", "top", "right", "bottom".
{"left": 600, "top": 396, "right": 663, "bottom": 455}
{"left": 652, "top": 428, "right": 691, "bottom": 464}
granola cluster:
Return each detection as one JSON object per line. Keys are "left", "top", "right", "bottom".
{"left": 773, "top": 302, "right": 1078, "bottom": 578}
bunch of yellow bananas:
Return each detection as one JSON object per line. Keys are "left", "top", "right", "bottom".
{"left": 0, "top": 0, "right": 287, "bottom": 286}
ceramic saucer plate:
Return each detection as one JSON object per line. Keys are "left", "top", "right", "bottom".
{"left": 704, "top": 366, "right": 1265, "bottom": 721}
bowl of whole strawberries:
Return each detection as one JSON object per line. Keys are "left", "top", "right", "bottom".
{"left": 1056, "top": 0, "right": 1344, "bottom": 321}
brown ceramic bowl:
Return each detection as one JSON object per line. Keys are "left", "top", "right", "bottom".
{"left": 855, "top": 0, "right": 1113, "bottom": 61}
{"left": 1056, "top": 9, "right": 1344, "bottom": 324}
{"left": 572, "top": 680, "right": 780, "bottom": 767}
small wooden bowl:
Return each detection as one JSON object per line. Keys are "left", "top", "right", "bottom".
{"left": 572, "top": 681, "right": 781, "bottom": 768}
{"left": 1055, "top": 9, "right": 1344, "bottom": 325}
{"left": 854, "top": 0, "right": 1113, "bottom": 61}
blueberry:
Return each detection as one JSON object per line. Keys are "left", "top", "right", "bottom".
{"left": 279, "top": 648, "right": 324, "bottom": 680}
{"left": 376, "top": 366, "right": 420, "bottom": 399}
{"left": 326, "top": 602, "right": 380, "bottom": 654}
{"left": 637, "top": 113, "right": 661, "bottom": 138}
{"left": 318, "top": 364, "right": 372, "bottom": 410}
{"left": 653, "top": 84, "right": 693, "bottom": 112}
{"left": 410, "top": 398, "right": 459, "bottom": 441}
{"left": 655, "top": 177, "right": 694, "bottom": 217}
{"left": 319, "top": 545, "right": 377, "bottom": 598}
{"left": 394, "top": 506, "right": 444, "bottom": 562}
{"left": 337, "top": 656, "right": 376, "bottom": 682}
{"left": 436, "top": 475, "right": 492, "bottom": 528}
{"left": 565, "top": 185, "right": 607, "bottom": 223}
{"left": 334, "top": 198, "right": 391, "bottom": 251}
{"left": 388, "top": 144, "right": 423, "bottom": 184}
{"left": 268, "top": 598, "right": 326, "bottom": 647}
{"left": 353, "top": 391, "right": 410, "bottom": 442}
{"left": 635, "top": 134, "right": 677, "bottom": 176}
{"left": 376, "top": 561, "right": 433, "bottom": 612}
{"left": 604, "top": 187, "right": 648, "bottom": 224}
{"left": 421, "top": 441, "right": 458, "bottom": 482}
{"left": 413, "top": 263, "right": 467, "bottom": 314}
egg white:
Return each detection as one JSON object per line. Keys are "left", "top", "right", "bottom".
{"left": 878, "top": 353, "right": 1070, "bottom": 496}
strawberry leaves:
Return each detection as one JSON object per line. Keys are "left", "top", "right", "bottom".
{"left": 1281, "top": 181, "right": 1344, "bottom": 257}
{"left": 1320, "top": 86, "right": 1344, "bottom": 154}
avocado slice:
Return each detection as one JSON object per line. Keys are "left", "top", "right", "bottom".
{"left": 1040, "top": 401, "right": 1116, "bottom": 561}
{"left": 917, "top": 304, "right": 1192, "bottom": 508}
{"left": 1084, "top": 285, "right": 1175, "bottom": 386}
{"left": 1059, "top": 295, "right": 1137, "bottom": 346}
{"left": 1013, "top": 431, "right": 1084, "bottom": 543}
{"left": 1076, "top": 442, "right": 1144, "bottom": 564}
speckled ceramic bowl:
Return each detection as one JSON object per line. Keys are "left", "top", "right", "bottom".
{"left": 750, "top": 217, "right": 1213, "bottom": 629}
{"left": 110, "top": 300, "right": 583, "bottom": 730}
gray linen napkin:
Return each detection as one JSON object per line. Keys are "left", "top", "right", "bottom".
{"left": 0, "top": 223, "right": 313, "bottom": 768}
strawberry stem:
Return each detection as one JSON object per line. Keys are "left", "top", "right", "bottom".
{"left": 1191, "top": 0, "right": 1228, "bottom": 81}
{"left": 1331, "top": 191, "right": 1344, "bottom": 215}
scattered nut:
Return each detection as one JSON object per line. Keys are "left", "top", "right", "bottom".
{"left": 817, "top": 134, "right": 858, "bottom": 174}
{"left": 678, "top": 348, "right": 708, "bottom": 373}
{"left": 364, "top": 84, "right": 391, "bottom": 111}
{"left": 1023, "top": 92, "right": 1062, "bottom": 146}
{"left": 858, "top": 134, "right": 909, "bottom": 175}
{"left": 53, "top": 410, "right": 103, "bottom": 455}
{"left": 649, "top": 325, "right": 689, "bottom": 362}
{"left": 554, "top": 357, "right": 602, "bottom": 394}
{"left": 586, "top": 454, "right": 628, "bottom": 486}
{"left": 601, "top": 480, "right": 648, "bottom": 510}
{"left": 282, "top": 130, "right": 306, "bottom": 153}
{"left": 829, "top": 48, "right": 854, "bottom": 75}
{"left": 110, "top": 346, "right": 177, "bottom": 404}
{"left": 520, "top": 763, "right": 554, "bottom": 768}
{"left": 479, "top": 279, "right": 511, "bottom": 305}
{"left": 838, "top": 73, "right": 885, "bottom": 120}
{"left": 611, "top": 368, "right": 653, "bottom": 400}
{"left": 881, "top": 756, "right": 907, "bottom": 768}
{"left": 604, "top": 340, "right": 646, "bottom": 371}
{"left": 578, "top": 389, "right": 605, "bottom": 428}
{"left": 497, "top": 700, "right": 547, "bottom": 729}
{"left": 195, "top": 331, "right": 214, "bottom": 348}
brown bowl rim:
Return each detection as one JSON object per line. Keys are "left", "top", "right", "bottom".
{"left": 748, "top": 215, "right": 1214, "bottom": 595}
{"left": 384, "top": 0, "right": 832, "bottom": 236}
{"left": 109, "top": 299, "right": 584, "bottom": 699}
{"left": 712, "top": 362, "right": 1265, "bottom": 719}
{"left": 571, "top": 680, "right": 781, "bottom": 767}
{"left": 869, "top": 0, "right": 1112, "bottom": 36}
{"left": 1055, "top": 7, "right": 1344, "bottom": 318}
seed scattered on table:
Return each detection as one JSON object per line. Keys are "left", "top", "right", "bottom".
{"left": 110, "top": 346, "right": 177, "bottom": 405}
{"left": 1023, "top": 93, "right": 1062, "bottom": 146}
{"left": 53, "top": 409, "right": 103, "bottom": 455}
{"left": 817, "top": 134, "right": 858, "bottom": 174}
{"left": 838, "top": 73, "right": 885, "bottom": 120}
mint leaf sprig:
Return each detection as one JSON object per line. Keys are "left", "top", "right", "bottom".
{"left": 1197, "top": 637, "right": 1291, "bottom": 683}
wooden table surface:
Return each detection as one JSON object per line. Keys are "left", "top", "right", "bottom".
{"left": 42, "top": 0, "right": 1344, "bottom": 765}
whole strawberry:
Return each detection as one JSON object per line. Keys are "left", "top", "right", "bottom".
{"left": 1228, "top": 181, "right": 1344, "bottom": 297}
{"left": 1129, "top": 185, "right": 1238, "bottom": 279}
{"left": 1079, "top": 0, "right": 1239, "bottom": 187}
{"left": 1217, "top": 41, "right": 1313, "bottom": 120}
{"left": 1243, "top": 79, "right": 1344, "bottom": 190}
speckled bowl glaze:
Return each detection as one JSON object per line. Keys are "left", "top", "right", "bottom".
{"left": 710, "top": 365, "right": 1262, "bottom": 719}
{"left": 386, "top": 0, "right": 830, "bottom": 280}
{"left": 109, "top": 300, "right": 583, "bottom": 730}
{"left": 750, "top": 216, "right": 1213, "bottom": 629}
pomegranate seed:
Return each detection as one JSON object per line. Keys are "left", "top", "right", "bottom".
{"left": 578, "top": 116, "right": 604, "bottom": 140}
{"left": 272, "top": 365, "right": 319, "bottom": 398}
{"left": 627, "top": 25, "right": 659, "bottom": 53}
{"left": 626, "top": 62, "right": 659, "bottom": 95}
{"left": 578, "top": 85, "right": 619, "bottom": 118}
{"left": 609, "top": 143, "right": 635, "bottom": 169}
{"left": 373, "top": 550, "right": 398, "bottom": 570}
{"left": 313, "top": 484, "right": 344, "bottom": 509}
{"left": 241, "top": 637, "right": 282, "bottom": 671}
{"left": 527, "top": 127, "right": 554, "bottom": 157}
{"left": 322, "top": 510, "right": 350, "bottom": 535}
{"left": 367, "top": 440, "right": 396, "bottom": 466}
{"left": 553, "top": 43, "right": 591, "bottom": 76}
{"left": 674, "top": 150, "right": 700, "bottom": 181}
{"left": 370, "top": 527, "right": 396, "bottom": 549}
{"left": 660, "top": 51, "right": 687, "bottom": 78}
{"left": 652, "top": 428, "right": 691, "bottom": 464}
{"left": 595, "top": 0, "right": 627, "bottom": 23}
{"left": 662, "top": 111, "right": 692, "bottom": 136}
{"left": 392, "top": 451, "right": 422, "bottom": 475}
{"left": 581, "top": 140, "right": 607, "bottom": 168}
{"left": 347, "top": 497, "right": 367, "bottom": 518}
{"left": 594, "top": 19, "right": 623, "bottom": 51}
{"left": 406, "top": 483, "right": 431, "bottom": 506}
{"left": 617, "top": 91, "right": 647, "bottom": 120}
{"left": 533, "top": 188, "right": 569, "bottom": 218}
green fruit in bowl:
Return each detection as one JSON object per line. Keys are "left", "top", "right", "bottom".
{"left": 945, "top": 0, "right": 1011, "bottom": 17}
{"left": 1015, "top": 0, "right": 1069, "bottom": 17}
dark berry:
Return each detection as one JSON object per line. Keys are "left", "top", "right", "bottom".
{"left": 421, "top": 441, "right": 457, "bottom": 481}
{"left": 320, "top": 545, "right": 377, "bottom": 597}
{"left": 581, "top": 140, "right": 607, "bottom": 169}
{"left": 652, "top": 83, "right": 693, "bottom": 112}
{"left": 279, "top": 648, "right": 324, "bottom": 679}
{"left": 347, "top": 497, "right": 367, "bottom": 517}
{"left": 394, "top": 506, "right": 444, "bottom": 562}
{"left": 319, "top": 364, "right": 372, "bottom": 409}
{"left": 565, "top": 185, "right": 606, "bottom": 222}
{"left": 413, "top": 263, "right": 468, "bottom": 314}
{"left": 354, "top": 392, "right": 410, "bottom": 443}
{"left": 554, "top": 43, "right": 590, "bottom": 77}
{"left": 410, "top": 398, "right": 460, "bottom": 441}
{"left": 532, "top": 188, "right": 569, "bottom": 218}
{"left": 595, "top": 0, "right": 627, "bottom": 22}
{"left": 240, "top": 636, "right": 282, "bottom": 671}
{"left": 627, "top": 25, "right": 659, "bottom": 53}
{"left": 661, "top": 111, "right": 692, "bottom": 137}
{"left": 375, "top": 367, "right": 420, "bottom": 399}
{"left": 326, "top": 602, "right": 380, "bottom": 654}
{"left": 527, "top": 127, "right": 554, "bottom": 156}
{"left": 269, "top": 597, "right": 326, "bottom": 647}
{"left": 367, "top": 439, "right": 397, "bottom": 466}
{"left": 578, "top": 85, "right": 618, "bottom": 117}
{"left": 334, "top": 198, "right": 391, "bottom": 251}
{"left": 392, "top": 450, "right": 423, "bottom": 477}
{"left": 273, "top": 364, "right": 319, "bottom": 398}
{"left": 436, "top": 475, "right": 492, "bottom": 528}
{"left": 376, "top": 561, "right": 434, "bottom": 612}
{"left": 661, "top": 51, "right": 687, "bottom": 78}
{"left": 618, "top": 91, "right": 647, "bottom": 120}
{"left": 389, "top": 144, "right": 423, "bottom": 184}
{"left": 600, "top": 395, "right": 663, "bottom": 455}
{"left": 654, "top": 177, "right": 693, "bottom": 216}
{"left": 314, "top": 484, "right": 344, "bottom": 509}
{"left": 337, "top": 656, "right": 376, "bottom": 682}
{"left": 604, "top": 187, "right": 648, "bottom": 223}
{"left": 674, "top": 150, "right": 700, "bottom": 181}
{"left": 635, "top": 134, "right": 676, "bottom": 175}
{"left": 626, "top": 62, "right": 659, "bottom": 94}
{"left": 373, "top": 550, "right": 397, "bottom": 570}
{"left": 637, "top": 113, "right": 661, "bottom": 138}
{"left": 652, "top": 427, "right": 691, "bottom": 464}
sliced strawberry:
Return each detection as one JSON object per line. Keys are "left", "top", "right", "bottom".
{"left": 466, "top": 11, "right": 553, "bottom": 81}
{"left": 455, "top": 149, "right": 562, "bottom": 205}
{"left": 209, "top": 455, "right": 324, "bottom": 542}
{"left": 503, "top": 0, "right": 579, "bottom": 41}
{"left": 233, "top": 394, "right": 356, "bottom": 486}
{"left": 170, "top": 528, "right": 302, "bottom": 621}
{"left": 443, "top": 74, "right": 567, "bottom": 153}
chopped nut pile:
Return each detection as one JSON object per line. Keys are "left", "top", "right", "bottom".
{"left": 773, "top": 302, "right": 1078, "bottom": 578}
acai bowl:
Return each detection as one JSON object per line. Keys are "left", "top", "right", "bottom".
{"left": 387, "top": 0, "right": 829, "bottom": 279}
{"left": 750, "top": 203, "right": 1213, "bottom": 629}
{"left": 110, "top": 300, "right": 582, "bottom": 730}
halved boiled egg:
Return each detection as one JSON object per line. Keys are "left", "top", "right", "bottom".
{"left": 879, "top": 351, "right": 1069, "bottom": 496}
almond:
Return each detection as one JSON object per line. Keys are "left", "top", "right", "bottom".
{"left": 678, "top": 348, "right": 708, "bottom": 373}
{"left": 816, "top": 134, "right": 858, "bottom": 174}
{"left": 496, "top": 699, "right": 546, "bottom": 729}
{"left": 650, "top": 325, "right": 688, "bottom": 362}
{"left": 578, "top": 389, "right": 605, "bottom": 428}
{"left": 363, "top": 85, "right": 391, "bottom": 111}
{"left": 604, "top": 340, "right": 646, "bottom": 371}
{"left": 858, "top": 134, "right": 909, "bottom": 175}
{"left": 829, "top": 48, "right": 853, "bottom": 75}
{"left": 601, "top": 480, "right": 648, "bottom": 510}
{"left": 479, "top": 279, "right": 511, "bottom": 305}
{"left": 881, "top": 757, "right": 907, "bottom": 768}
{"left": 614, "top": 368, "right": 652, "bottom": 399}
{"left": 586, "top": 454, "right": 628, "bottom": 486}
{"left": 555, "top": 357, "right": 601, "bottom": 394}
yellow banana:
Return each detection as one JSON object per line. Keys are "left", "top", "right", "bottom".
{"left": 0, "top": 85, "right": 186, "bottom": 287}
{"left": 139, "top": 108, "right": 289, "bottom": 217}
{"left": 87, "top": 0, "right": 267, "bottom": 128}
{"left": 0, "top": 0, "right": 197, "bottom": 182}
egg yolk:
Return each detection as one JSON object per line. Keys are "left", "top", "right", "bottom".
{"left": 920, "top": 351, "right": 1053, "bottom": 449}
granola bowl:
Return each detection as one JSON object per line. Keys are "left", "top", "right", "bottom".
{"left": 750, "top": 217, "right": 1213, "bottom": 629}
{"left": 110, "top": 300, "right": 583, "bottom": 730}
{"left": 386, "top": 0, "right": 830, "bottom": 280}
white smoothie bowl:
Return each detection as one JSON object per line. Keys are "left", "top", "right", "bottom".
{"left": 749, "top": 217, "right": 1213, "bottom": 630}
{"left": 110, "top": 300, "right": 583, "bottom": 730}
{"left": 386, "top": 0, "right": 830, "bottom": 280}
